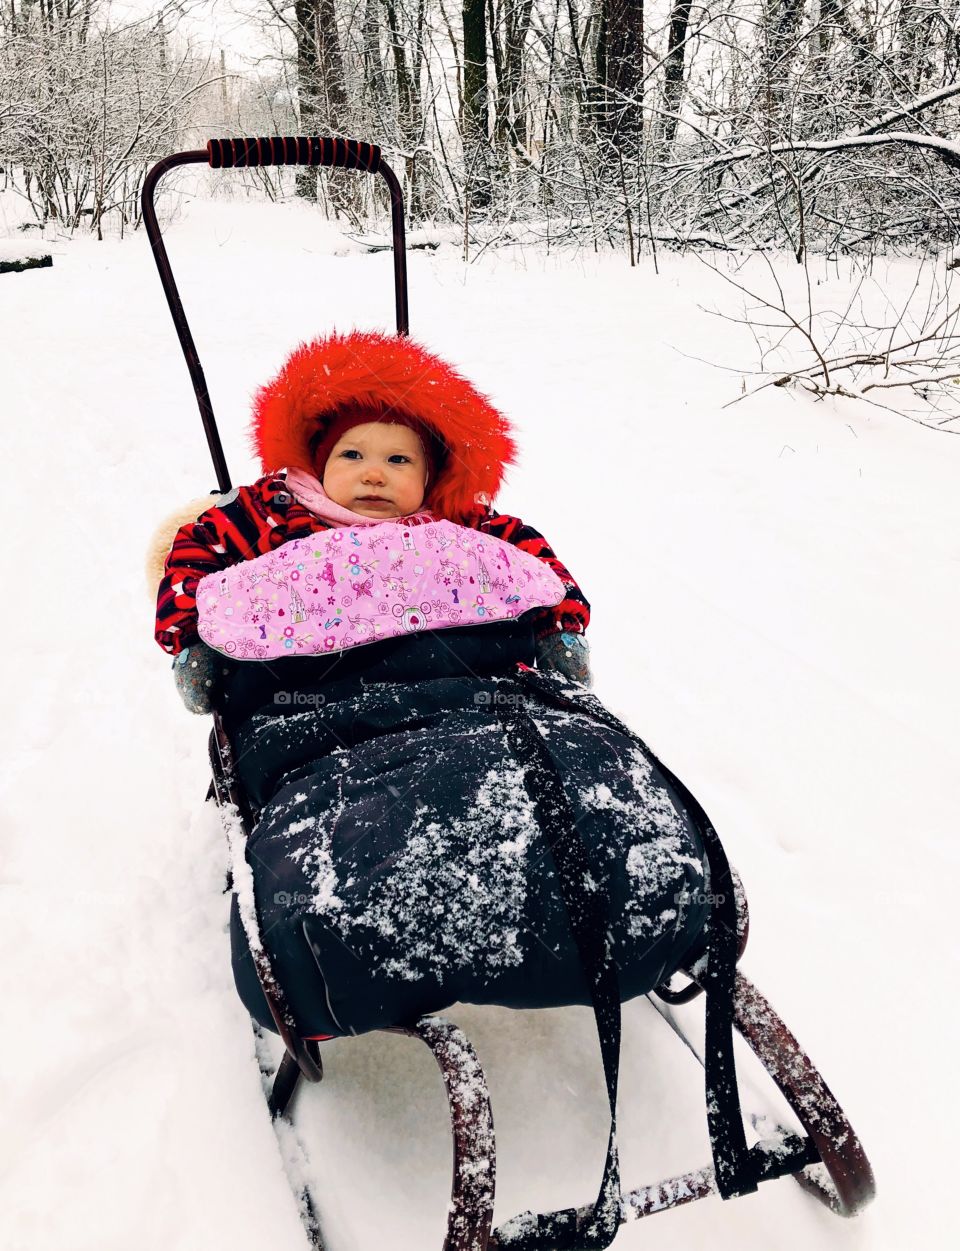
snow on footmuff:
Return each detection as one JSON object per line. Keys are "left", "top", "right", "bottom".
{"left": 229, "top": 675, "right": 709, "bottom": 1039}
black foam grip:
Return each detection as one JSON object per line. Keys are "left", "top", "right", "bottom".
{"left": 206, "top": 136, "right": 381, "bottom": 173}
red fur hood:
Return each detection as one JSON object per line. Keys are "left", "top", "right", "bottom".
{"left": 250, "top": 331, "right": 517, "bottom": 523}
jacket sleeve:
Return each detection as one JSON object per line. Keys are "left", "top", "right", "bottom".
{"left": 154, "top": 477, "right": 298, "bottom": 656}
{"left": 478, "top": 510, "right": 590, "bottom": 639}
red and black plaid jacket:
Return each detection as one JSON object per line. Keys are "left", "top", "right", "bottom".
{"left": 155, "top": 474, "right": 589, "bottom": 656}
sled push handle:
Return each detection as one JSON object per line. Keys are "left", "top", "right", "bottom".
{"left": 205, "top": 135, "right": 381, "bottom": 172}
{"left": 141, "top": 137, "right": 409, "bottom": 495}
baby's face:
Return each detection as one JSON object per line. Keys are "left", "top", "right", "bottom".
{"left": 322, "top": 421, "right": 428, "bottom": 519}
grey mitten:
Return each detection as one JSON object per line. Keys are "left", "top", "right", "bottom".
{"left": 173, "top": 641, "right": 224, "bottom": 714}
{"left": 535, "top": 630, "right": 592, "bottom": 686}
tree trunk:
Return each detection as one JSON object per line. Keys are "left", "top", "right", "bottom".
{"left": 363, "top": 0, "right": 387, "bottom": 118}
{"left": 661, "top": 0, "right": 690, "bottom": 144}
{"left": 895, "top": 1, "right": 934, "bottom": 93}
{"left": 597, "top": 0, "right": 643, "bottom": 139}
{"left": 462, "top": 0, "right": 491, "bottom": 207}
{"left": 316, "top": 0, "right": 350, "bottom": 128}
{"left": 294, "top": 0, "right": 321, "bottom": 201}
{"left": 762, "top": 0, "right": 803, "bottom": 121}
{"left": 383, "top": 0, "right": 427, "bottom": 217}
{"left": 496, "top": 0, "right": 533, "bottom": 149}
{"left": 820, "top": 0, "right": 877, "bottom": 104}
{"left": 294, "top": 0, "right": 353, "bottom": 210}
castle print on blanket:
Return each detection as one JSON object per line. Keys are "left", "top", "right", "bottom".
{"left": 197, "top": 518, "right": 565, "bottom": 660}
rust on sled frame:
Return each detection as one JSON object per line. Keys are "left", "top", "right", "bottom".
{"left": 145, "top": 135, "right": 876, "bottom": 1251}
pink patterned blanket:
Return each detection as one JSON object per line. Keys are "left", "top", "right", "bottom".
{"left": 196, "top": 518, "right": 564, "bottom": 660}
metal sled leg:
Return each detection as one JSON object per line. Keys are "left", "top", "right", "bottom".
{"left": 651, "top": 954, "right": 874, "bottom": 1220}
{"left": 650, "top": 873, "right": 874, "bottom": 1214}
{"left": 252, "top": 958, "right": 873, "bottom": 1249}
{"left": 729, "top": 969, "right": 874, "bottom": 1216}
{"left": 251, "top": 1025, "right": 327, "bottom": 1249}
{"left": 391, "top": 1019, "right": 496, "bottom": 1251}
{"left": 482, "top": 970, "right": 871, "bottom": 1246}
{"left": 391, "top": 967, "right": 874, "bottom": 1249}
{"left": 347, "top": 975, "right": 871, "bottom": 1249}
{"left": 263, "top": 1016, "right": 496, "bottom": 1251}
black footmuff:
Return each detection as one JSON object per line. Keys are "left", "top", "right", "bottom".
{"left": 224, "top": 624, "right": 709, "bottom": 1039}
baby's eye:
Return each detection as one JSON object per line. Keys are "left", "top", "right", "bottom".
{"left": 340, "top": 449, "right": 362, "bottom": 460}
{"left": 388, "top": 454, "right": 411, "bottom": 464}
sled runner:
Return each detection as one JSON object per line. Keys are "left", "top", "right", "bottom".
{"left": 145, "top": 136, "right": 876, "bottom": 1250}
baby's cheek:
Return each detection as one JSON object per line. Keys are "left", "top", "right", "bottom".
{"left": 322, "top": 469, "right": 353, "bottom": 507}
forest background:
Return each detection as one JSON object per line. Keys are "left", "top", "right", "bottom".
{"left": 3, "top": 0, "right": 960, "bottom": 257}
{"left": 3, "top": 2, "right": 960, "bottom": 426}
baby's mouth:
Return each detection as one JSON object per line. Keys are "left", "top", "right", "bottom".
{"left": 355, "top": 495, "right": 396, "bottom": 512}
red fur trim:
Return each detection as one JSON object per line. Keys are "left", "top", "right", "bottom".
{"left": 250, "top": 331, "right": 517, "bottom": 523}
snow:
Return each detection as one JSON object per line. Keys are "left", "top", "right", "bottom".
{"left": 306, "top": 761, "right": 537, "bottom": 983}
{"left": 1, "top": 191, "right": 958, "bottom": 1250}
{"left": 0, "top": 239, "right": 53, "bottom": 262}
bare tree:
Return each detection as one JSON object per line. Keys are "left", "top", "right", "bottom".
{"left": 597, "top": 0, "right": 643, "bottom": 139}
{"left": 293, "top": 0, "right": 353, "bottom": 209}
{"left": 0, "top": 0, "right": 213, "bottom": 235}
{"left": 462, "top": 0, "right": 491, "bottom": 206}
{"left": 18, "top": 0, "right": 958, "bottom": 257}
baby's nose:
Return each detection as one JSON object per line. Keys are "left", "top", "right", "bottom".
{"left": 362, "top": 462, "right": 386, "bottom": 483}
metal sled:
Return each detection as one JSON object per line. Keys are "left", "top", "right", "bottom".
{"left": 207, "top": 702, "right": 873, "bottom": 1250}
{"left": 146, "top": 137, "right": 876, "bottom": 1250}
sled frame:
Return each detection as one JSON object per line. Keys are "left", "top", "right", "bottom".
{"left": 208, "top": 709, "right": 874, "bottom": 1251}
{"left": 147, "top": 129, "right": 875, "bottom": 1249}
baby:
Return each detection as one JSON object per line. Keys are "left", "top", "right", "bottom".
{"left": 154, "top": 331, "right": 590, "bottom": 712}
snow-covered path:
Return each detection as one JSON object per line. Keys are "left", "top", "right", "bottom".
{"left": 1, "top": 199, "right": 956, "bottom": 1250}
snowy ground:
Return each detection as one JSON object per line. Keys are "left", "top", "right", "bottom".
{"left": 1, "top": 191, "right": 957, "bottom": 1251}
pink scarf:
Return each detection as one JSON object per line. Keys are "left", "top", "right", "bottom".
{"left": 284, "top": 467, "right": 434, "bottom": 528}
